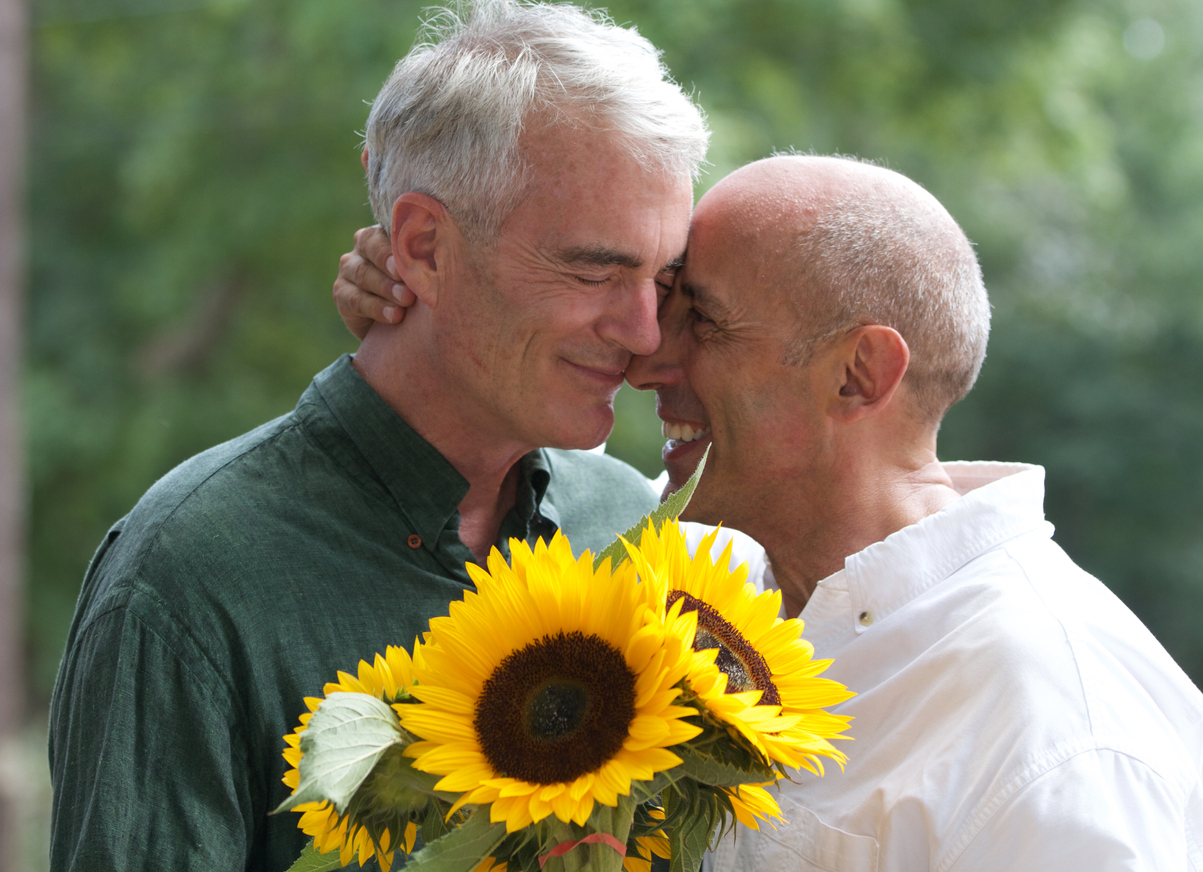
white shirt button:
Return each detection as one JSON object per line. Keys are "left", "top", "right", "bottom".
{"left": 858, "top": 611, "right": 874, "bottom": 627}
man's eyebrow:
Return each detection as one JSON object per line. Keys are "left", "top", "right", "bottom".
{"left": 552, "top": 245, "right": 644, "bottom": 270}
{"left": 660, "top": 255, "right": 685, "bottom": 274}
{"left": 680, "top": 279, "right": 733, "bottom": 318}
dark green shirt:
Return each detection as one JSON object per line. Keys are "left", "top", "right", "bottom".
{"left": 48, "top": 356, "right": 657, "bottom": 872}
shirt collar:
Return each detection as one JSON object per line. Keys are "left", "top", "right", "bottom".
{"left": 303, "top": 355, "right": 554, "bottom": 549}
{"left": 813, "top": 461, "right": 1054, "bottom": 633}
{"left": 505, "top": 451, "right": 556, "bottom": 546}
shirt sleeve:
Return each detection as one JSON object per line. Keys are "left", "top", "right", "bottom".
{"left": 49, "top": 601, "right": 255, "bottom": 871}
{"left": 947, "top": 747, "right": 1197, "bottom": 872}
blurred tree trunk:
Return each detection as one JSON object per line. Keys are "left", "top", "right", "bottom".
{"left": 0, "top": 0, "right": 26, "bottom": 866}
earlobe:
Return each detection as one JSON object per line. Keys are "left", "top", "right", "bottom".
{"left": 830, "top": 326, "right": 909, "bottom": 421}
{"left": 390, "top": 193, "right": 451, "bottom": 309}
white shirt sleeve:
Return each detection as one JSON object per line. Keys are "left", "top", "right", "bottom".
{"left": 948, "top": 747, "right": 1200, "bottom": 872}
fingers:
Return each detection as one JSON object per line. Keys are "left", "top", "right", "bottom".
{"left": 355, "top": 225, "right": 396, "bottom": 281}
{"left": 393, "top": 284, "right": 417, "bottom": 307}
{"left": 334, "top": 272, "right": 397, "bottom": 341}
{"left": 334, "top": 251, "right": 394, "bottom": 343}
{"left": 343, "top": 251, "right": 402, "bottom": 305}
{"left": 335, "top": 226, "right": 412, "bottom": 340}
{"left": 345, "top": 230, "right": 404, "bottom": 304}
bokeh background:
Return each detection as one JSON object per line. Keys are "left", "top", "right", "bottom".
{"left": 9, "top": 0, "right": 1203, "bottom": 865}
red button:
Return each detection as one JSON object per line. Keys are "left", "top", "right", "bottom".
{"left": 407, "top": 534, "right": 422, "bottom": 549}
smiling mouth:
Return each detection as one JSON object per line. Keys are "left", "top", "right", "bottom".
{"left": 565, "top": 359, "right": 626, "bottom": 387}
{"left": 661, "top": 421, "right": 711, "bottom": 444}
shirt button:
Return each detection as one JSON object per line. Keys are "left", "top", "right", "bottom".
{"left": 858, "top": 611, "right": 874, "bottom": 627}
{"left": 407, "top": 534, "right": 422, "bottom": 549}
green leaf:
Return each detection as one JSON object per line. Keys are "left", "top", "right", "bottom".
{"left": 673, "top": 746, "right": 770, "bottom": 788}
{"left": 403, "top": 809, "right": 509, "bottom": 872}
{"left": 273, "top": 692, "right": 405, "bottom": 815}
{"left": 629, "top": 767, "right": 684, "bottom": 803}
{"left": 664, "top": 782, "right": 718, "bottom": 872}
{"left": 593, "top": 445, "right": 710, "bottom": 572}
{"left": 283, "top": 841, "right": 346, "bottom": 872}
{"left": 669, "top": 811, "right": 714, "bottom": 872}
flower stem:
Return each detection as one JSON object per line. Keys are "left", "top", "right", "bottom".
{"left": 539, "top": 798, "right": 637, "bottom": 872}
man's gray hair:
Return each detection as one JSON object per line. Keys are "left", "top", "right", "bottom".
{"left": 364, "top": 0, "right": 709, "bottom": 242}
{"left": 786, "top": 167, "right": 991, "bottom": 422}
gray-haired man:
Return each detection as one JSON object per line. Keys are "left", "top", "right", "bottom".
{"left": 48, "top": 3, "right": 706, "bottom": 869}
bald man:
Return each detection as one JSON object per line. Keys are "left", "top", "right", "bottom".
{"left": 337, "top": 156, "right": 1203, "bottom": 871}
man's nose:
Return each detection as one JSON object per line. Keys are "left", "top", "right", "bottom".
{"left": 598, "top": 277, "right": 661, "bottom": 358}
{"left": 626, "top": 286, "right": 687, "bottom": 390}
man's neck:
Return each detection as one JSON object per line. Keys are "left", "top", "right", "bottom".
{"left": 353, "top": 326, "right": 534, "bottom": 562}
{"left": 455, "top": 464, "right": 523, "bottom": 562}
{"left": 759, "top": 458, "right": 961, "bottom": 619}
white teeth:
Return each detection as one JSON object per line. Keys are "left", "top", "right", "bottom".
{"left": 660, "top": 421, "right": 710, "bottom": 444}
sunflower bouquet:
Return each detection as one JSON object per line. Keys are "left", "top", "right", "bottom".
{"left": 276, "top": 456, "right": 853, "bottom": 872}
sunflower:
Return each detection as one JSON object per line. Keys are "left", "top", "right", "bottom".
{"left": 625, "top": 521, "right": 854, "bottom": 777}
{"left": 723, "top": 782, "right": 785, "bottom": 830}
{"left": 281, "top": 645, "right": 421, "bottom": 871}
{"left": 398, "top": 532, "right": 703, "bottom": 833}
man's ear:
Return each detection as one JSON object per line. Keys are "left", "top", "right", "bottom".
{"left": 829, "top": 325, "right": 910, "bottom": 422}
{"left": 389, "top": 193, "right": 456, "bottom": 309}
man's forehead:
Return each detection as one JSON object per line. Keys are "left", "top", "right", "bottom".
{"left": 679, "top": 218, "right": 749, "bottom": 294}
{"left": 509, "top": 141, "right": 692, "bottom": 273}
{"left": 678, "top": 230, "right": 794, "bottom": 325}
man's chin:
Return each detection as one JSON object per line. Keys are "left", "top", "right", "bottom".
{"left": 541, "top": 405, "right": 615, "bottom": 451}
{"left": 661, "top": 444, "right": 729, "bottom": 526}
{"left": 675, "top": 481, "right": 722, "bottom": 525}
{"left": 661, "top": 434, "right": 711, "bottom": 491}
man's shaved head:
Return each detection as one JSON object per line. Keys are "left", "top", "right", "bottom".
{"left": 705, "top": 155, "right": 990, "bottom": 421}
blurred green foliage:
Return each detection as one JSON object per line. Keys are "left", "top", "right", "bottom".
{"left": 24, "top": 0, "right": 1203, "bottom": 702}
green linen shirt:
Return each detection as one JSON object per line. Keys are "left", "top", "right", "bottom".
{"left": 48, "top": 355, "right": 658, "bottom": 872}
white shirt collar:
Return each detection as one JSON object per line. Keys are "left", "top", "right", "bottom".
{"left": 809, "top": 462, "right": 1054, "bottom": 633}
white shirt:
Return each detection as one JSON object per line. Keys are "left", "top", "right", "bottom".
{"left": 708, "top": 461, "right": 1203, "bottom": 872}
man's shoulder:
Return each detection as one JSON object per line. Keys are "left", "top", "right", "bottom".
{"left": 540, "top": 449, "right": 658, "bottom": 554}
{"left": 120, "top": 411, "right": 313, "bottom": 542}
{"left": 543, "top": 448, "right": 656, "bottom": 495}
{"left": 54, "top": 411, "right": 318, "bottom": 690}
{"left": 945, "top": 534, "right": 1189, "bottom": 693}
{"left": 78, "top": 401, "right": 351, "bottom": 612}
{"left": 921, "top": 532, "right": 1203, "bottom": 788}
{"left": 1004, "top": 537, "right": 1203, "bottom": 746}
{"left": 815, "top": 535, "right": 1203, "bottom": 866}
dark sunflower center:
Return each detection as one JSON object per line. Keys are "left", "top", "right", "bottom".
{"left": 474, "top": 631, "right": 636, "bottom": 784}
{"left": 527, "top": 682, "right": 588, "bottom": 740}
{"left": 668, "top": 590, "right": 781, "bottom": 706}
